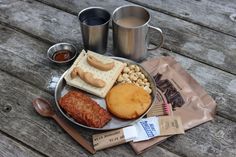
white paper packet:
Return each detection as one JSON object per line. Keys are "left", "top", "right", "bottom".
{"left": 133, "top": 117, "right": 160, "bottom": 142}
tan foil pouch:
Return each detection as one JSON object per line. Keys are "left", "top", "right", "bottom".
{"left": 93, "top": 126, "right": 137, "bottom": 151}
{"left": 158, "top": 116, "right": 184, "bottom": 136}
{"left": 130, "top": 56, "right": 217, "bottom": 154}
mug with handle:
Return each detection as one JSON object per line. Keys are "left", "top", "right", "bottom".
{"left": 112, "top": 5, "right": 164, "bottom": 61}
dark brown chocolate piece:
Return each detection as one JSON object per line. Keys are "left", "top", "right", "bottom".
{"left": 154, "top": 73, "right": 185, "bottom": 109}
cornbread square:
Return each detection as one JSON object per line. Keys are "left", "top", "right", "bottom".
{"left": 59, "top": 91, "right": 112, "bottom": 128}
{"left": 64, "top": 50, "right": 125, "bottom": 98}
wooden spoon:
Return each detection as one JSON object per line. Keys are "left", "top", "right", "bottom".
{"left": 32, "top": 98, "right": 96, "bottom": 154}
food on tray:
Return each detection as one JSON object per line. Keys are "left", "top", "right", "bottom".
{"left": 64, "top": 50, "right": 125, "bottom": 98}
{"left": 59, "top": 91, "right": 112, "bottom": 128}
{"left": 87, "top": 54, "right": 115, "bottom": 71}
{"left": 70, "top": 67, "right": 79, "bottom": 79}
{"left": 116, "top": 63, "right": 152, "bottom": 94}
{"left": 70, "top": 67, "right": 106, "bottom": 88}
{"left": 106, "top": 83, "right": 152, "bottom": 119}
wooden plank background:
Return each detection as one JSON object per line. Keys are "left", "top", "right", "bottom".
{"left": 127, "top": 0, "right": 236, "bottom": 37}
{"left": 0, "top": 132, "right": 44, "bottom": 157}
{"left": 0, "top": 0, "right": 235, "bottom": 156}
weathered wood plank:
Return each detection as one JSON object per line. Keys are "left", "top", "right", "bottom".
{"left": 1, "top": 27, "right": 236, "bottom": 156}
{"left": 35, "top": 0, "right": 125, "bottom": 14}
{"left": 0, "top": 133, "right": 43, "bottom": 157}
{"left": 11, "top": 0, "right": 236, "bottom": 75}
{"left": 160, "top": 116, "right": 236, "bottom": 157}
{"left": 0, "top": 24, "right": 70, "bottom": 94}
{"left": 127, "top": 0, "right": 236, "bottom": 37}
{"left": 1, "top": 24, "right": 235, "bottom": 122}
{"left": 0, "top": 70, "right": 181, "bottom": 157}
{"left": 0, "top": 1, "right": 235, "bottom": 156}
{"left": 38, "top": 0, "right": 236, "bottom": 41}
{"left": 0, "top": 70, "right": 95, "bottom": 157}
{"left": 0, "top": 0, "right": 82, "bottom": 47}
{"left": 0, "top": 24, "right": 56, "bottom": 67}
{"left": 104, "top": 144, "right": 181, "bottom": 157}
{"left": 0, "top": 46, "right": 63, "bottom": 94}
{"left": 0, "top": 26, "right": 235, "bottom": 156}
{"left": 0, "top": 69, "right": 235, "bottom": 157}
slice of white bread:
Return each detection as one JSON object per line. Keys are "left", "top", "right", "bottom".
{"left": 64, "top": 50, "right": 125, "bottom": 98}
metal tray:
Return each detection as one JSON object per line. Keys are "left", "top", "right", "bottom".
{"left": 54, "top": 57, "right": 156, "bottom": 130}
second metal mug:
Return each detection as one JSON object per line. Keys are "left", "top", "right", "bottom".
{"left": 78, "top": 7, "right": 111, "bottom": 54}
{"left": 112, "top": 5, "right": 164, "bottom": 61}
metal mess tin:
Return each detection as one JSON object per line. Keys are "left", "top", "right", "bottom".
{"left": 54, "top": 57, "right": 157, "bottom": 130}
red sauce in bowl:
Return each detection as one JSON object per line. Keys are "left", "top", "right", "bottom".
{"left": 53, "top": 50, "right": 71, "bottom": 62}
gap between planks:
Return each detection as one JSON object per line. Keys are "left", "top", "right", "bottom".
{"left": 0, "top": 45, "right": 235, "bottom": 123}
{"left": 125, "top": 0, "right": 236, "bottom": 39}
{"left": 0, "top": 62, "right": 54, "bottom": 97}
{"left": 0, "top": 21, "right": 53, "bottom": 45}
{"left": 0, "top": 130, "right": 49, "bottom": 157}
{"left": 159, "top": 145, "right": 189, "bottom": 157}
{"left": 0, "top": 32, "right": 235, "bottom": 156}
{"left": 35, "top": 0, "right": 236, "bottom": 39}
{"left": 2, "top": 18, "right": 234, "bottom": 76}
{"left": 163, "top": 46, "right": 236, "bottom": 76}
{"left": 33, "top": 0, "right": 236, "bottom": 76}
{"left": 0, "top": 21, "right": 235, "bottom": 122}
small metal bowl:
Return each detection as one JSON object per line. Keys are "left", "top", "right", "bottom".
{"left": 47, "top": 43, "right": 78, "bottom": 64}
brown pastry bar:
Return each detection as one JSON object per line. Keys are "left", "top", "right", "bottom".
{"left": 59, "top": 91, "right": 111, "bottom": 128}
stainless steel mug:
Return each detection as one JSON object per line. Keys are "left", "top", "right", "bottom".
{"left": 112, "top": 5, "right": 164, "bottom": 61}
{"left": 78, "top": 7, "right": 111, "bottom": 54}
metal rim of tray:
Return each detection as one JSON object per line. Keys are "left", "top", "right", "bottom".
{"left": 54, "top": 57, "right": 157, "bottom": 130}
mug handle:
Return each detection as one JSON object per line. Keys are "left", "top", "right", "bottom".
{"left": 147, "top": 25, "right": 164, "bottom": 50}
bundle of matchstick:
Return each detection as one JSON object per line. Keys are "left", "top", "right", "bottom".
{"left": 147, "top": 100, "right": 173, "bottom": 117}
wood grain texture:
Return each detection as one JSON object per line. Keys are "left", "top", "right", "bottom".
{"left": 34, "top": 0, "right": 236, "bottom": 75}
{"left": 0, "top": 46, "right": 63, "bottom": 93}
{"left": 0, "top": 24, "right": 59, "bottom": 67}
{"left": 0, "top": 0, "right": 236, "bottom": 156}
{"left": 0, "top": 24, "right": 69, "bottom": 94}
{"left": 1, "top": 0, "right": 236, "bottom": 75}
{"left": 0, "top": 133, "right": 43, "bottom": 157}
{"left": 0, "top": 0, "right": 82, "bottom": 47}
{"left": 0, "top": 24, "right": 236, "bottom": 156}
{"left": 1, "top": 24, "right": 235, "bottom": 122}
{"left": 127, "top": 0, "right": 236, "bottom": 37}
{"left": 160, "top": 116, "right": 236, "bottom": 157}
{"left": 0, "top": 70, "right": 181, "bottom": 157}
{"left": 0, "top": 67, "right": 235, "bottom": 157}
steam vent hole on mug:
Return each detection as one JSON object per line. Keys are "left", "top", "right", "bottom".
{"left": 113, "top": 6, "right": 150, "bottom": 27}
{"left": 79, "top": 8, "right": 111, "bottom": 26}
